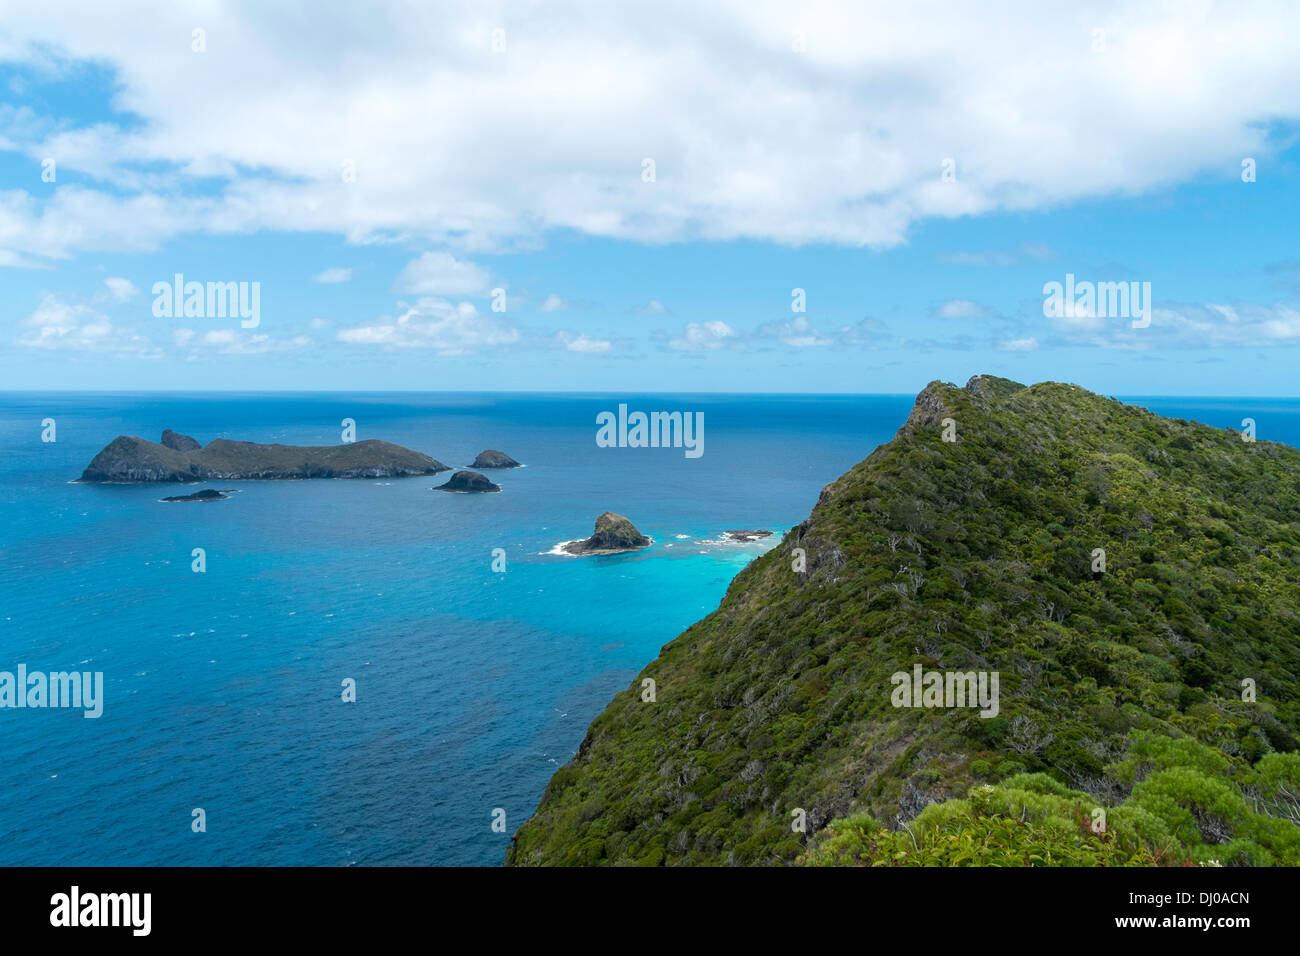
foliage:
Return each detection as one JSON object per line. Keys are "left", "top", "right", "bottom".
{"left": 506, "top": 376, "right": 1300, "bottom": 866}
{"left": 802, "top": 734, "right": 1300, "bottom": 866}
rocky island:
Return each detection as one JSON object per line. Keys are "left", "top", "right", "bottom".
{"left": 561, "top": 512, "right": 651, "bottom": 555}
{"left": 434, "top": 470, "right": 501, "bottom": 493}
{"left": 470, "top": 449, "right": 521, "bottom": 469}
{"left": 79, "top": 431, "right": 451, "bottom": 482}
{"left": 722, "top": 529, "right": 773, "bottom": 542}
{"left": 161, "top": 488, "right": 231, "bottom": 502}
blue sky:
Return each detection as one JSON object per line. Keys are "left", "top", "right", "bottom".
{"left": 2, "top": 2, "right": 1300, "bottom": 394}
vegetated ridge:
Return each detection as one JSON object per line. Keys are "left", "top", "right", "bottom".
{"left": 507, "top": 375, "right": 1300, "bottom": 866}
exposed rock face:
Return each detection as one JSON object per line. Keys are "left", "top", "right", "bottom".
{"left": 160, "top": 429, "right": 202, "bottom": 452}
{"left": 80, "top": 435, "right": 450, "bottom": 482}
{"left": 470, "top": 449, "right": 521, "bottom": 469}
{"left": 563, "top": 512, "right": 651, "bottom": 555}
{"left": 723, "top": 529, "right": 774, "bottom": 542}
{"left": 434, "top": 470, "right": 501, "bottom": 493}
{"left": 161, "top": 488, "right": 229, "bottom": 502}
{"left": 894, "top": 381, "right": 955, "bottom": 438}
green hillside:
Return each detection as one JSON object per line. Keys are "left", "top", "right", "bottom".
{"left": 507, "top": 376, "right": 1300, "bottom": 866}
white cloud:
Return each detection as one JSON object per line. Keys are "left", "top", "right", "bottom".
{"left": 337, "top": 297, "right": 519, "bottom": 354}
{"left": 556, "top": 330, "right": 612, "bottom": 353}
{"left": 937, "top": 299, "right": 986, "bottom": 319}
{"left": 313, "top": 267, "right": 352, "bottom": 284}
{"left": 632, "top": 300, "right": 669, "bottom": 315}
{"left": 1, "top": 3, "right": 1300, "bottom": 262}
{"left": 103, "top": 276, "right": 138, "bottom": 300}
{"left": 539, "top": 293, "right": 566, "bottom": 312}
{"left": 16, "top": 293, "right": 159, "bottom": 356}
{"left": 172, "top": 326, "right": 312, "bottom": 354}
{"left": 999, "top": 336, "right": 1039, "bottom": 351}
{"left": 753, "top": 314, "right": 834, "bottom": 347}
{"left": 1046, "top": 302, "right": 1300, "bottom": 349}
{"left": 669, "top": 320, "right": 735, "bottom": 351}
{"left": 0, "top": 186, "right": 211, "bottom": 262}
{"left": 310, "top": 317, "right": 333, "bottom": 329}
{"left": 836, "top": 318, "right": 886, "bottom": 347}
{"left": 393, "top": 252, "right": 490, "bottom": 296}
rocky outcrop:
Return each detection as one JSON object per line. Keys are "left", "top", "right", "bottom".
{"left": 562, "top": 512, "right": 651, "bottom": 555}
{"left": 161, "top": 488, "right": 229, "bottom": 502}
{"left": 470, "top": 449, "right": 521, "bottom": 469}
{"left": 722, "top": 529, "right": 773, "bottom": 542}
{"left": 160, "top": 429, "right": 202, "bottom": 452}
{"left": 894, "top": 381, "right": 954, "bottom": 438}
{"left": 434, "top": 470, "right": 501, "bottom": 493}
{"left": 80, "top": 433, "right": 451, "bottom": 482}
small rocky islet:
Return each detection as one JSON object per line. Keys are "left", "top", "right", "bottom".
{"left": 161, "top": 488, "right": 232, "bottom": 503}
{"left": 79, "top": 434, "right": 704, "bottom": 565}
{"left": 470, "top": 449, "right": 521, "bottom": 469}
{"left": 434, "top": 470, "right": 502, "bottom": 493}
{"left": 562, "top": 512, "right": 652, "bottom": 555}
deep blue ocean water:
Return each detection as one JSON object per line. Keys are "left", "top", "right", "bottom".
{"left": 0, "top": 391, "right": 1297, "bottom": 866}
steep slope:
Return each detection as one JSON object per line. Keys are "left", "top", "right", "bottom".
{"left": 506, "top": 376, "right": 1300, "bottom": 866}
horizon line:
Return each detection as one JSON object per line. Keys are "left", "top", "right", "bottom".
{"left": 0, "top": 388, "right": 1297, "bottom": 400}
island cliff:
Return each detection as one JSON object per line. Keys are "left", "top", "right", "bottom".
{"left": 80, "top": 431, "right": 450, "bottom": 482}
{"left": 507, "top": 376, "right": 1300, "bottom": 867}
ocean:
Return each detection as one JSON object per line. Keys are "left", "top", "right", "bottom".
{"left": 0, "top": 391, "right": 1295, "bottom": 866}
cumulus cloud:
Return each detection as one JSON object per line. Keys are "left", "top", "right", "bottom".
{"left": 752, "top": 314, "right": 835, "bottom": 347}
{"left": 556, "top": 330, "right": 612, "bottom": 353}
{"left": 172, "top": 327, "right": 312, "bottom": 354}
{"left": 16, "top": 293, "right": 159, "bottom": 356}
{"left": 313, "top": 267, "right": 352, "bottom": 284}
{"left": 936, "top": 299, "right": 987, "bottom": 319}
{"left": 337, "top": 297, "right": 519, "bottom": 354}
{"left": 539, "top": 293, "right": 566, "bottom": 312}
{"left": 1, "top": 3, "right": 1298, "bottom": 265}
{"left": 103, "top": 276, "right": 138, "bottom": 300}
{"left": 999, "top": 336, "right": 1039, "bottom": 351}
{"left": 1039, "top": 301, "right": 1300, "bottom": 350}
{"left": 669, "top": 320, "right": 736, "bottom": 351}
{"left": 393, "top": 253, "right": 490, "bottom": 297}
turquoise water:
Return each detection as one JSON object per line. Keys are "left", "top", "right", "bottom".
{"left": 0, "top": 391, "right": 1295, "bottom": 865}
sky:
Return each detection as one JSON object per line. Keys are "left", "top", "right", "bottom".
{"left": 1, "top": 1, "right": 1300, "bottom": 395}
